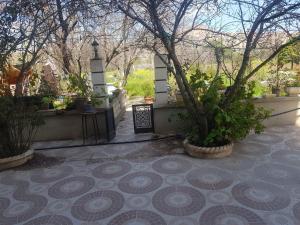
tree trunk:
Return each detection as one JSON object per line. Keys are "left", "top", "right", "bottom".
{"left": 56, "top": 0, "right": 72, "bottom": 74}
{"left": 167, "top": 50, "right": 208, "bottom": 139}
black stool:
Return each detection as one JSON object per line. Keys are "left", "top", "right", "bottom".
{"left": 81, "top": 112, "right": 100, "bottom": 144}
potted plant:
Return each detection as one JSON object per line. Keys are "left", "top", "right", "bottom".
{"left": 41, "top": 96, "right": 54, "bottom": 110}
{"left": 285, "top": 71, "right": 300, "bottom": 96}
{"left": 142, "top": 83, "right": 154, "bottom": 104}
{"left": 0, "top": 97, "right": 44, "bottom": 170}
{"left": 182, "top": 70, "right": 270, "bottom": 159}
{"left": 67, "top": 73, "right": 93, "bottom": 111}
{"left": 264, "top": 70, "right": 295, "bottom": 97}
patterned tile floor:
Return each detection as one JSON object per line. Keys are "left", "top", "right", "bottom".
{"left": 2, "top": 111, "right": 300, "bottom": 224}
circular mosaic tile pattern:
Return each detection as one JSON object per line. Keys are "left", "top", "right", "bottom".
{"left": 234, "top": 142, "right": 270, "bottom": 156}
{"left": 286, "top": 138, "right": 300, "bottom": 149}
{"left": 3, "top": 201, "right": 34, "bottom": 217}
{"left": 247, "top": 133, "right": 283, "bottom": 144}
{"left": 48, "top": 176, "right": 95, "bottom": 199}
{"left": 232, "top": 181, "right": 290, "bottom": 211}
{"left": 165, "top": 175, "right": 185, "bottom": 185}
{"left": 152, "top": 186, "right": 205, "bottom": 216}
{"left": 24, "top": 215, "right": 73, "bottom": 225}
{"left": 92, "top": 161, "right": 131, "bottom": 179}
{"left": 292, "top": 187, "right": 300, "bottom": 200}
{"left": 71, "top": 190, "right": 124, "bottom": 221}
{"left": 29, "top": 184, "right": 49, "bottom": 194}
{"left": 266, "top": 213, "right": 297, "bottom": 225}
{"left": 95, "top": 179, "right": 116, "bottom": 189}
{"left": 0, "top": 185, "right": 13, "bottom": 196}
{"left": 168, "top": 217, "right": 198, "bottom": 225}
{"left": 254, "top": 163, "right": 300, "bottom": 185}
{"left": 199, "top": 205, "right": 266, "bottom": 225}
{"left": 132, "top": 163, "right": 150, "bottom": 171}
{"left": 152, "top": 157, "right": 192, "bottom": 174}
{"left": 118, "top": 171, "right": 163, "bottom": 194}
{"left": 186, "top": 167, "right": 233, "bottom": 190}
{"left": 293, "top": 202, "right": 300, "bottom": 221}
{"left": 45, "top": 199, "right": 72, "bottom": 214}
{"left": 236, "top": 172, "right": 253, "bottom": 181}
{"left": 0, "top": 195, "right": 47, "bottom": 225}
{"left": 208, "top": 191, "right": 232, "bottom": 204}
{"left": 31, "top": 166, "right": 73, "bottom": 183}
{"left": 108, "top": 210, "right": 167, "bottom": 225}
{"left": 126, "top": 195, "right": 151, "bottom": 209}
{"left": 214, "top": 156, "right": 255, "bottom": 171}
{"left": 271, "top": 150, "right": 300, "bottom": 167}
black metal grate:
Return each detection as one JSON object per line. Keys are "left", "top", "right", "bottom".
{"left": 132, "top": 104, "right": 155, "bottom": 133}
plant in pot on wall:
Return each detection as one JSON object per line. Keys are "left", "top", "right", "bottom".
{"left": 0, "top": 97, "right": 44, "bottom": 170}
{"left": 285, "top": 71, "right": 300, "bottom": 96}
{"left": 182, "top": 69, "right": 270, "bottom": 158}
{"left": 41, "top": 96, "right": 55, "bottom": 110}
{"left": 264, "top": 69, "right": 295, "bottom": 98}
{"left": 67, "top": 73, "right": 93, "bottom": 111}
{"left": 142, "top": 83, "right": 154, "bottom": 104}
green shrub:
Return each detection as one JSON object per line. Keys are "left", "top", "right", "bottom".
{"left": 67, "top": 73, "right": 92, "bottom": 98}
{"left": 0, "top": 97, "right": 44, "bottom": 158}
{"left": 125, "top": 69, "right": 154, "bottom": 97}
{"left": 185, "top": 70, "right": 270, "bottom": 147}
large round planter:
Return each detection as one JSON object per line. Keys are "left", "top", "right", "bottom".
{"left": 0, "top": 149, "right": 34, "bottom": 171}
{"left": 183, "top": 139, "right": 233, "bottom": 159}
{"left": 285, "top": 87, "right": 300, "bottom": 96}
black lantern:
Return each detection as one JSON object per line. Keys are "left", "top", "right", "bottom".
{"left": 91, "top": 39, "right": 100, "bottom": 59}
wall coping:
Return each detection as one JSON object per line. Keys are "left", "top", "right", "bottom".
{"left": 38, "top": 109, "right": 107, "bottom": 117}
{"left": 252, "top": 96, "right": 300, "bottom": 103}
{"left": 154, "top": 96, "right": 300, "bottom": 110}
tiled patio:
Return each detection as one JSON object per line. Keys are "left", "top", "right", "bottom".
{"left": 1, "top": 124, "right": 300, "bottom": 225}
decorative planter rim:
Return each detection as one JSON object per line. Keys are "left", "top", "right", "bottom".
{"left": 0, "top": 149, "right": 34, "bottom": 163}
{"left": 183, "top": 139, "right": 233, "bottom": 158}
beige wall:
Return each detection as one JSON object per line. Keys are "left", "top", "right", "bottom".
{"left": 34, "top": 110, "right": 107, "bottom": 141}
{"left": 254, "top": 96, "right": 300, "bottom": 127}
{"left": 154, "top": 97, "right": 300, "bottom": 134}
{"left": 34, "top": 92, "right": 126, "bottom": 142}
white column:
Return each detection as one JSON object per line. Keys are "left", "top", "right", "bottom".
{"left": 90, "top": 47, "right": 109, "bottom": 108}
{"left": 154, "top": 54, "right": 168, "bottom": 106}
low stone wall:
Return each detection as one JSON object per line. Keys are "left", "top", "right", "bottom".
{"left": 254, "top": 96, "right": 300, "bottom": 127}
{"left": 111, "top": 90, "right": 127, "bottom": 124}
{"left": 34, "top": 91, "right": 126, "bottom": 142}
{"left": 34, "top": 110, "right": 107, "bottom": 141}
{"left": 154, "top": 96, "right": 300, "bottom": 134}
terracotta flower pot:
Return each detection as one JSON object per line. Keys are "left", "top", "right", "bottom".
{"left": 183, "top": 139, "right": 233, "bottom": 159}
{"left": 144, "top": 96, "right": 154, "bottom": 104}
{"left": 0, "top": 149, "right": 34, "bottom": 171}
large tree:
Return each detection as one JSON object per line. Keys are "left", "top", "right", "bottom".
{"left": 115, "top": 0, "right": 300, "bottom": 142}
{"left": 0, "top": 0, "right": 62, "bottom": 96}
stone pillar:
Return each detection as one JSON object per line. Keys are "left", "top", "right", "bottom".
{"left": 154, "top": 54, "right": 168, "bottom": 106}
{"left": 90, "top": 40, "right": 109, "bottom": 108}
